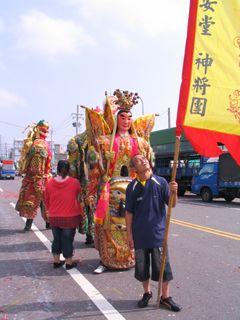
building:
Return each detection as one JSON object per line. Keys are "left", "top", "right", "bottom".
{"left": 53, "top": 144, "right": 68, "bottom": 168}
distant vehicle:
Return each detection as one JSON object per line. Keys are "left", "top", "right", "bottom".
{"left": 0, "top": 159, "right": 16, "bottom": 179}
{"left": 150, "top": 127, "right": 202, "bottom": 196}
{"left": 191, "top": 153, "right": 240, "bottom": 202}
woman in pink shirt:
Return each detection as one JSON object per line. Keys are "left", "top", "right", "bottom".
{"left": 44, "top": 160, "right": 82, "bottom": 269}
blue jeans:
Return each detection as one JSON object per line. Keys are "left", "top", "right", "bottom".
{"left": 51, "top": 227, "right": 76, "bottom": 259}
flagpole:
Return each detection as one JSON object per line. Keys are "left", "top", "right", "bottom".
{"left": 106, "top": 107, "right": 118, "bottom": 179}
{"left": 80, "top": 105, "right": 104, "bottom": 173}
{"left": 156, "top": 135, "right": 181, "bottom": 308}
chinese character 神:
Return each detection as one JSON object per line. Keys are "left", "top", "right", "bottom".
{"left": 199, "top": 15, "right": 215, "bottom": 36}
{"left": 195, "top": 53, "right": 213, "bottom": 74}
{"left": 190, "top": 97, "right": 207, "bottom": 117}
{"left": 200, "top": 0, "right": 218, "bottom": 12}
{"left": 193, "top": 77, "right": 211, "bottom": 95}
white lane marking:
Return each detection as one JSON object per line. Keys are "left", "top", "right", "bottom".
{"left": 0, "top": 187, "right": 3, "bottom": 192}
{"left": 9, "top": 202, "right": 126, "bottom": 320}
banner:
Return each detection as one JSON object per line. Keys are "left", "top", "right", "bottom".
{"left": 176, "top": 0, "right": 240, "bottom": 164}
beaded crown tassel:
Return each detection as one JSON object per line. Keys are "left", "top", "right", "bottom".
{"left": 113, "top": 89, "right": 139, "bottom": 112}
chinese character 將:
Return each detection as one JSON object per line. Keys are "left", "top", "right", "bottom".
{"left": 195, "top": 53, "right": 213, "bottom": 74}
{"left": 193, "top": 77, "right": 211, "bottom": 95}
{"left": 190, "top": 97, "right": 207, "bottom": 116}
{"left": 199, "top": 15, "right": 215, "bottom": 36}
{"left": 200, "top": 0, "right": 218, "bottom": 12}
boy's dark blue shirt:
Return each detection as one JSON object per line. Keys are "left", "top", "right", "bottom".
{"left": 125, "top": 174, "right": 170, "bottom": 249}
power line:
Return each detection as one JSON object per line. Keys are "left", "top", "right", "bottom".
{"left": 157, "top": 109, "right": 169, "bottom": 117}
{"left": 54, "top": 120, "right": 73, "bottom": 132}
{"left": 54, "top": 115, "right": 72, "bottom": 131}
{"left": 0, "top": 120, "right": 25, "bottom": 129}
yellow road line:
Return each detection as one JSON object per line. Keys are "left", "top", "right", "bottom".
{"left": 172, "top": 219, "right": 240, "bottom": 237}
{"left": 171, "top": 219, "right": 240, "bottom": 241}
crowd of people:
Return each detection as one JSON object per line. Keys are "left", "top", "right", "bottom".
{"left": 15, "top": 90, "right": 182, "bottom": 312}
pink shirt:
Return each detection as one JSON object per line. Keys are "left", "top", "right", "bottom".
{"left": 45, "top": 176, "right": 82, "bottom": 218}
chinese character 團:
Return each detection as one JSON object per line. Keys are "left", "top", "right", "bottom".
{"left": 190, "top": 97, "right": 207, "bottom": 117}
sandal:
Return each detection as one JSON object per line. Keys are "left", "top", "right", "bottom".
{"left": 66, "top": 262, "right": 78, "bottom": 270}
{"left": 160, "top": 296, "right": 182, "bottom": 312}
{"left": 53, "top": 261, "right": 65, "bottom": 269}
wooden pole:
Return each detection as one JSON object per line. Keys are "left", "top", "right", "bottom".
{"left": 106, "top": 113, "right": 118, "bottom": 177}
{"left": 80, "top": 105, "right": 104, "bottom": 173}
{"left": 156, "top": 136, "right": 181, "bottom": 308}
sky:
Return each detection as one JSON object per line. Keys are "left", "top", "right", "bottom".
{"left": 0, "top": 0, "right": 190, "bottom": 151}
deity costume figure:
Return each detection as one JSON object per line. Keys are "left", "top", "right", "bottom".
{"left": 67, "top": 132, "right": 94, "bottom": 244}
{"left": 16, "top": 120, "right": 52, "bottom": 231}
{"left": 84, "top": 90, "right": 156, "bottom": 272}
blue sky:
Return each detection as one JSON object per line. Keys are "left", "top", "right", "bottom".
{"left": 0, "top": 0, "right": 189, "bottom": 149}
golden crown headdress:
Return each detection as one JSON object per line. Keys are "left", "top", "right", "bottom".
{"left": 113, "top": 89, "right": 139, "bottom": 112}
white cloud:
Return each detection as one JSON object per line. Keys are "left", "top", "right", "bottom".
{"left": 0, "top": 89, "right": 26, "bottom": 107}
{"left": 65, "top": 0, "right": 189, "bottom": 38}
{"left": 16, "top": 10, "right": 96, "bottom": 57}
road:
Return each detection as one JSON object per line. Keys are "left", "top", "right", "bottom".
{"left": 0, "top": 178, "right": 239, "bottom": 320}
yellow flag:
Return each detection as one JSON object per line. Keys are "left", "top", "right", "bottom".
{"left": 176, "top": 0, "right": 240, "bottom": 164}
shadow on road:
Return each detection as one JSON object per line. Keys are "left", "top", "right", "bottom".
{"left": 0, "top": 298, "right": 159, "bottom": 319}
{"left": 0, "top": 258, "right": 69, "bottom": 278}
{"left": 0, "top": 240, "right": 45, "bottom": 253}
{"left": 0, "top": 228, "right": 26, "bottom": 237}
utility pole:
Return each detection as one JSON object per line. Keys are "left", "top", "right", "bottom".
{"left": 76, "top": 105, "right": 80, "bottom": 135}
{"left": 71, "top": 105, "right": 83, "bottom": 135}
{"left": 168, "top": 107, "right": 171, "bottom": 128}
{"left": 50, "top": 128, "right": 54, "bottom": 168}
{"left": 13, "top": 139, "right": 15, "bottom": 163}
{"left": 5, "top": 143, "right": 8, "bottom": 158}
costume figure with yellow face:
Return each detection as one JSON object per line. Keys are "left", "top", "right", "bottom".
{"left": 84, "top": 90, "right": 156, "bottom": 273}
{"left": 16, "top": 120, "right": 52, "bottom": 231}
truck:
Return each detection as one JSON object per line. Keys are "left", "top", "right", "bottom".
{"left": 150, "top": 127, "right": 202, "bottom": 196}
{"left": 191, "top": 153, "right": 240, "bottom": 202}
{"left": 0, "top": 159, "right": 16, "bottom": 179}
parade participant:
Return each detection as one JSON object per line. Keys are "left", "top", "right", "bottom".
{"left": 67, "top": 132, "right": 94, "bottom": 245}
{"left": 85, "top": 90, "right": 155, "bottom": 274}
{"left": 43, "top": 160, "right": 82, "bottom": 269}
{"left": 125, "top": 154, "right": 181, "bottom": 311}
{"left": 16, "top": 120, "right": 52, "bottom": 231}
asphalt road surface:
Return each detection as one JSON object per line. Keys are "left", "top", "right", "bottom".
{"left": 0, "top": 178, "right": 239, "bottom": 320}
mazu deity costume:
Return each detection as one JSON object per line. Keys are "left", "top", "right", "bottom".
{"left": 68, "top": 90, "right": 156, "bottom": 269}
{"left": 16, "top": 120, "right": 52, "bottom": 220}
